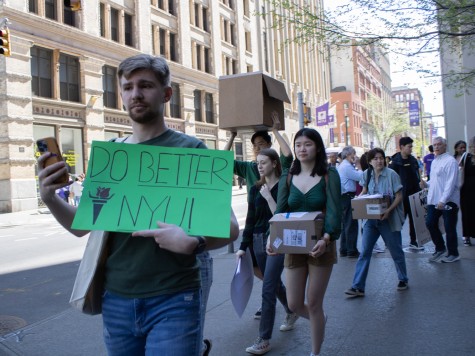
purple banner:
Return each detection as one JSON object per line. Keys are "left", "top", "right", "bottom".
{"left": 327, "top": 114, "right": 335, "bottom": 127}
{"left": 330, "top": 128, "right": 334, "bottom": 143}
{"left": 316, "top": 102, "right": 329, "bottom": 126}
{"left": 409, "top": 100, "right": 420, "bottom": 127}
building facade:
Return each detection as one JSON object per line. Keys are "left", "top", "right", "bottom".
{"left": 329, "top": 42, "right": 388, "bottom": 154}
{"left": 0, "top": 0, "right": 330, "bottom": 212}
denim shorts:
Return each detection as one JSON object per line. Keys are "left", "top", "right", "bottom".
{"left": 284, "top": 241, "right": 337, "bottom": 268}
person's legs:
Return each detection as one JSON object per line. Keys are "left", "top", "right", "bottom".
{"left": 404, "top": 197, "right": 417, "bottom": 245}
{"left": 102, "top": 289, "right": 202, "bottom": 356}
{"left": 307, "top": 264, "right": 333, "bottom": 355}
{"left": 144, "top": 289, "right": 201, "bottom": 356}
{"left": 284, "top": 264, "right": 309, "bottom": 320}
{"left": 380, "top": 222, "right": 408, "bottom": 283}
{"left": 351, "top": 220, "right": 380, "bottom": 291}
{"left": 102, "top": 291, "right": 146, "bottom": 356}
{"left": 426, "top": 205, "right": 446, "bottom": 252}
{"left": 443, "top": 203, "right": 459, "bottom": 256}
{"left": 259, "top": 253, "right": 287, "bottom": 340}
{"left": 342, "top": 194, "right": 359, "bottom": 255}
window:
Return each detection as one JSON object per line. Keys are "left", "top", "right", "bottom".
{"left": 235, "top": 142, "right": 243, "bottom": 160}
{"left": 159, "top": 28, "right": 166, "bottom": 56}
{"left": 205, "top": 93, "right": 214, "bottom": 123}
{"left": 245, "top": 31, "right": 252, "bottom": 52}
{"left": 124, "top": 14, "right": 133, "bottom": 46}
{"left": 111, "top": 8, "right": 119, "bottom": 42}
{"left": 63, "top": 6, "right": 76, "bottom": 27}
{"left": 100, "top": 3, "right": 106, "bottom": 37}
{"left": 170, "top": 83, "right": 181, "bottom": 118}
{"left": 103, "top": 66, "right": 118, "bottom": 109}
{"left": 45, "top": 0, "right": 56, "bottom": 20}
{"left": 202, "top": 8, "right": 209, "bottom": 32}
{"left": 59, "top": 53, "right": 80, "bottom": 102}
{"left": 31, "top": 46, "right": 53, "bottom": 98}
{"left": 170, "top": 33, "right": 177, "bottom": 62}
{"left": 168, "top": 0, "right": 176, "bottom": 15}
{"left": 194, "top": 90, "right": 202, "bottom": 122}
{"left": 243, "top": 0, "right": 250, "bottom": 17}
{"left": 29, "top": 0, "right": 38, "bottom": 14}
{"left": 204, "top": 48, "right": 210, "bottom": 73}
{"left": 61, "top": 127, "right": 84, "bottom": 176}
{"left": 194, "top": 4, "right": 200, "bottom": 27}
{"left": 230, "top": 23, "right": 236, "bottom": 45}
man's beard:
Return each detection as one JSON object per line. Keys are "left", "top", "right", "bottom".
{"left": 128, "top": 106, "right": 160, "bottom": 124}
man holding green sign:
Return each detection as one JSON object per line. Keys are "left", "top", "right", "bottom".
{"left": 37, "top": 54, "right": 239, "bottom": 356}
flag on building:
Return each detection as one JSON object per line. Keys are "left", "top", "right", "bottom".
{"left": 409, "top": 101, "right": 420, "bottom": 126}
{"left": 316, "top": 102, "right": 329, "bottom": 126}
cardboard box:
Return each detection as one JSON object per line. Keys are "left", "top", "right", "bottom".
{"left": 219, "top": 72, "right": 290, "bottom": 131}
{"left": 269, "top": 211, "right": 324, "bottom": 254}
{"left": 351, "top": 195, "right": 391, "bottom": 219}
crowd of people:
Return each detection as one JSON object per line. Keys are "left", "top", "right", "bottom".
{"left": 36, "top": 53, "right": 474, "bottom": 356}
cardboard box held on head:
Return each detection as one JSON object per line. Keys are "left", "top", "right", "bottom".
{"left": 218, "top": 72, "right": 290, "bottom": 131}
{"left": 351, "top": 194, "right": 391, "bottom": 219}
{"left": 269, "top": 211, "right": 324, "bottom": 254}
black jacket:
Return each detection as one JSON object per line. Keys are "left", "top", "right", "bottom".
{"left": 389, "top": 152, "right": 421, "bottom": 197}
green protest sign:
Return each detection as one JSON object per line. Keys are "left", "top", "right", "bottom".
{"left": 72, "top": 141, "right": 234, "bottom": 237}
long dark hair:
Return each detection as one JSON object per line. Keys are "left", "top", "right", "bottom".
{"left": 290, "top": 128, "right": 328, "bottom": 177}
{"left": 255, "top": 148, "right": 282, "bottom": 189}
{"left": 364, "top": 148, "right": 386, "bottom": 190}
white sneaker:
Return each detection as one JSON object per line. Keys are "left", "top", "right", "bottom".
{"left": 245, "top": 337, "right": 271, "bottom": 355}
{"left": 280, "top": 312, "right": 299, "bottom": 331}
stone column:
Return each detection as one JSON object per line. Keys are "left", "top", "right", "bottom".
{"left": 0, "top": 36, "right": 37, "bottom": 212}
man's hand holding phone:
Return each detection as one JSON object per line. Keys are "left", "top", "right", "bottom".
{"left": 36, "top": 137, "right": 70, "bottom": 203}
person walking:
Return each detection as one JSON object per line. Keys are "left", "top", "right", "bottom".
{"left": 421, "top": 137, "right": 460, "bottom": 263}
{"left": 237, "top": 148, "right": 298, "bottom": 355}
{"left": 389, "top": 137, "right": 423, "bottom": 249}
{"left": 36, "top": 54, "right": 239, "bottom": 356}
{"left": 345, "top": 148, "right": 408, "bottom": 297}
{"left": 460, "top": 136, "right": 475, "bottom": 246}
{"left": 423, "top": 145, "right": 435, "bottom": 180}
{"left": 269, "top": 128, "right": 342, "bottom": 356}
{"left": 225, "top": 113, "right": 293, "bottom": 319}
{"left": 337, "top": 146, "right": 363, "bottom": 258}
{"left": 453, "top": 140, "right": 467, "bottom": 164}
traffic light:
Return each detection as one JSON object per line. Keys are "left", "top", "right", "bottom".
{"left": 0, "top": 28, "right": 11, "bottom": 56}
{"left": 303, "top": 103, "right": 311, "bottom": 126}
{"left": 64, "top": 0, "right": 82, "bottom": 11}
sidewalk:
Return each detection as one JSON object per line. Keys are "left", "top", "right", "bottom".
{"left": 1, "top": 199, "right": 475, "bottom": 355}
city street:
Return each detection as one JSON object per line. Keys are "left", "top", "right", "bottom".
{"left": 1, "top": 189, "right": 475, "bottom": 355}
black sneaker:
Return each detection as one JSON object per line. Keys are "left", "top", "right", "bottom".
{"left": 345, "top": 287, "right": 365, "bottom": 297}
{"left": 203, "top": 339, "right": 212, "bottom": 356}
{"left": 397, "top": 281, "right": 408, "bottom": 291}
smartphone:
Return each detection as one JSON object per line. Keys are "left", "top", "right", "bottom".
{"left": 36, "top": 137, "right": 69, "bottom": 184}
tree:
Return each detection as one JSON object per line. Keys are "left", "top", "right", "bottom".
{"left": 265, "top": 0, "right": 475, "bottom": 91}
{"left": 364, "top": 95, "right": 410, "bottom": 153}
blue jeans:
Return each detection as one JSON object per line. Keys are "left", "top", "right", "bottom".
{"left": 352, "top": 219, "right": 408, "bottom": 291}
{"left": 426, "top": 203, "right": 459, "bottom": 256}
{"left": 197, "top": 252, "right": 213, "bottom": 350}
{"left": 102, "top": 289, "right": 201, "bottom": 356}
{"left": 340, "top": 193, "right": 359, "bottom": 254}
{"left": 253, "top": 233, "right": 291, "bottom": 340}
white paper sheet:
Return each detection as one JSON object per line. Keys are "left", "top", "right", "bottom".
{"left": 230, "top": 251, "right": 254, "bottom": 318}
